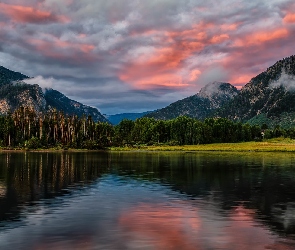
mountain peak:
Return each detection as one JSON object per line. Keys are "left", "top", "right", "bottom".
{"left": 199, "top": 82, "right": 238, "bottom": 99}
{"left": 145, "top": 81, "right": 238, "bottom": 120}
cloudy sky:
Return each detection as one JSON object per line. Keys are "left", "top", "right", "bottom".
{"left": 0, "top": 0, "right": 295, "bottom": 114}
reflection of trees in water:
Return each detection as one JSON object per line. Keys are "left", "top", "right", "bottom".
{"left": 0, "top": 181, "right": 6, "bottom": 197}
{"left": 1, "top": 151, "right": 295, "bottom": 237}
{"left": 0, "top": 152, "right": 110, "bottom": 221}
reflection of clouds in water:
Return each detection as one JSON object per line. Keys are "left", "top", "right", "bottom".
{"left": 119, "top": 202, "right": 295, "bottom": 250}
{"left": 119, "top": 203, "right": 200, "bottom": 249}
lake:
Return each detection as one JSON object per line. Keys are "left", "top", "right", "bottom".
{"left": 1, "top": 151, "right": 295, "bottom": 249}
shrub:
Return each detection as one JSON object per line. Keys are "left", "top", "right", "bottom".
{"left": 26, "top": 137, "right": 41, "bottom": 149}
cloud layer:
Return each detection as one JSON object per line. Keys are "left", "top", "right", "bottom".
{"left": 1, "top": 0, "right": 295, "bottom": 114}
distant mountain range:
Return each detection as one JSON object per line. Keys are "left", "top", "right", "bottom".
{"left": 107, "top": 112, "right": 151, "bottom": 125}
{"left": 0, "top": 66, "right": 108, "bottom": 122}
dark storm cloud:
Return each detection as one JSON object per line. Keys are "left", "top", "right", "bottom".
{"left": 0, "top": 0, "right": 295, "bottom": 114}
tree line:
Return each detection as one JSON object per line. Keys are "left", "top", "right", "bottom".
{"left": 0, "top": 107, "right": 294, "bottom": 149}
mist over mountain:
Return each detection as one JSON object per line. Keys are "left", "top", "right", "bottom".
{"left": 0, "top": 66, "right": 108, "bottom": 122}
{"left": 145, "top": 82, "right": 239, "bottom": 120}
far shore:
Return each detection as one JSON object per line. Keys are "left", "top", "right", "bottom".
{"left": 1, "top": 138, "right": 295, "bottom": 153}
{"left": 110, "top": 138, "right": 295, "bottom": 152}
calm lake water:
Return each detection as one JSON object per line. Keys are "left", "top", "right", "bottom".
{"left": 1, "top": 151, "right": 295, "bottom": 249}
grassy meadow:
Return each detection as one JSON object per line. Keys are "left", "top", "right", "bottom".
{"left": 110, "top": 137, "right": 295, "bottom": 152}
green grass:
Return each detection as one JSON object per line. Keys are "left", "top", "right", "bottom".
{"left": 110, "top": 137, "right": 295, "bottom": 152}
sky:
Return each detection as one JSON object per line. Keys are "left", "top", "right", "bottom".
{"left": 0, "top": 0, "right": 295, "bottom": 114}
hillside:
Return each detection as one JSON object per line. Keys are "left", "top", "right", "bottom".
{"left": 45, "top": 89, "right": 108, "bottom": 123}
{"left": 0, "top": 66, "right": 108, "bottom": 122}
{"left": 0, "top": 66, "right": 29, "bottom": 86}
{"left": 216, "top": 55, "right": 295, "bottom": 127}
{"left": 0, "top": 82, "right": 46, "bottom": 114}
{"left": 146, "top": 82, "right": 239, "bottom": 120}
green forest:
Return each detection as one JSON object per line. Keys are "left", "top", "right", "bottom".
{"left": 0, "top": 107, "right": 293, "bottom": 149}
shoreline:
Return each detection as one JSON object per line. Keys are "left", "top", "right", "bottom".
{"left": 1, "top": 138, "right": 295, "bottom": 153}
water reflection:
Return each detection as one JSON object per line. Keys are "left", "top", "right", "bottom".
{"left": 119, "top": 202, "right": 295, "bottom": 250}
{"left": 0, "top": 152, "right": 295, "bottom": 249}
{"left": 119, "top": 203, "right": 200, "bottom": 250}
{"left": 0, "top": 152, "right": 109, "bottom": 222}
{"left": 0, "top": 183, "right": 6, "bottom": 198}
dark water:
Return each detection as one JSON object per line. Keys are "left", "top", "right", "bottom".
{"left": 1, "top": 151, "right": 295, "bottom": 249}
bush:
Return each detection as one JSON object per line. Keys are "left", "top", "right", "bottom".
{"left": 167, "top": 140, "right": 180, "bottom": 146}
{"left": 26, "top": 137, "right": 41, "bottom": 149}
{"left": 82, "top": 140, "right": 103, "bottom": 149}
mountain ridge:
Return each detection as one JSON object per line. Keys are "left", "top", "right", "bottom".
{"left": 0, "top": 66, "right": 29, "bottom": 86}
{"left": 44, "top": 88, "right": 108, "bottom": 122}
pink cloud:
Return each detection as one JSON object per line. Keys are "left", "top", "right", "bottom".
{"left": 0, "top": 3, "right": 69, "bottom": 24}
{"left": 119, "top": 45, "right": 196, "bottom": 89}
{"left": 234, "top": 28, "right": 289, "bottom": 47}
{"left": 220, "top": 23, "right": 239, "bottom": 31}
{"left": 284, "top": 13, "right": 295, "bottom": 23}
{"left": 210, "top": 34, "right": 230, "bottom": 44}
{"left": 27, "top": 37, "right": 96, "bottom": 63}
{"left": 118, "top": 23, "right": 224, "bottom": 89}
{"left": 120, "top": 3, "right": 295, "bottom": 90}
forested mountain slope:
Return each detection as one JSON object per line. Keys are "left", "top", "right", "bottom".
{"left": 216, "top": 55, "right": 295, "bottom": 127}
{"left": 0, "top": 66, "right": 29, "bottom": 86}
{"left": 45, "top": 89, "right": 108, "bottom": 123}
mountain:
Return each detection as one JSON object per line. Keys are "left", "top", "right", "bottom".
{"left": 145, "top": 82, "right": 239, "bottom": 120}
{"left": 0, "top": 66, "right": 108, "bottom": 122}
{"left": 44, "top": 89, "right": 108, "bottom": 123}
{"left": 0, "top": 66, "right": 29, "bottom": 86}
{"left": 216, "top": 55, "right": 295, "bottom": 127}
{"left": 107, "top": 111, "right": 151, "bottom": 125}
{"left": 0, "top": 81, "right": 46, "bottom": 114}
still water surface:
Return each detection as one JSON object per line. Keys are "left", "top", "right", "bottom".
{"left": 1, "top": 151, "right": 295, "bottom": 249}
